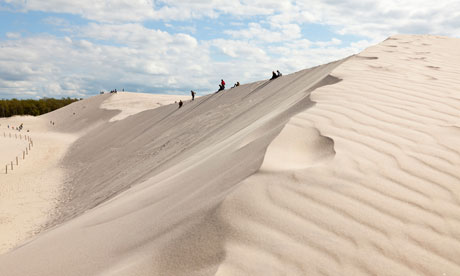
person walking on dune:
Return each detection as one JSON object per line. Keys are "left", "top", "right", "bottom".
{"left": 178, "top": 100, "right": 183, "bottom": 108}
{"left": 191, "top": 90, "right": 196, "bottom": 101}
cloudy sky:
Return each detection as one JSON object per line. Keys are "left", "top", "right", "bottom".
{"left": 1, "top": 0, "right": 459, "bottom": 99}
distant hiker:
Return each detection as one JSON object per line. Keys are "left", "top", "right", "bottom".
{"left": 178, "top": 100, "right": 183, "bottom": 108}
{"left": 270, "top": 71, "right": 278, "bottom": 80}
{"left": 191, "top": 90, "right": 196, "bottom": 100}
{"left": 277, "top": 70, "right": 282, "bottom": 77}
{"left": 236, "top": 81, "right": 240, "bottom": 86}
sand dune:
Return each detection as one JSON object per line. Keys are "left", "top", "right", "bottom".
{"left": 1, "top": 34, "right": 460, "bottom": 275}
{"left": 0, "top": 93, "right": 185, "bottom": 254}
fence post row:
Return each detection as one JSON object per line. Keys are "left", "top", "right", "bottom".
{"left": 2, "top": 131, "right": 34, "bottom": 174}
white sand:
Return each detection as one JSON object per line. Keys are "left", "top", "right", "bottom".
{"left": 0, "top": 132, "right": 29, "bottom": 168}
{"left": 0, "top": 93, "right": 183, "bottom": 254}
{"left": 0, "top": 116, "right": 77, "bottom": 254}
{"left": 1, "top": 34, "right": 460, "bottom": 276}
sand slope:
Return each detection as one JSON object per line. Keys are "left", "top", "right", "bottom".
{"left": 0, "top": 93, "right": 186, "bottom": 254}
{"left": 1, "top": 35, "right": 460, "bottom": 276}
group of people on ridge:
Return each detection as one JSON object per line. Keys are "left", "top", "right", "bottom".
{"left": 271, "top": 70, "right": 282, "bottom": 80}
{"left": 178, "top": 70, "right": 282, "bottom": 108}
{"left": 7, "top": 123, "right": 25, "bottom": 131}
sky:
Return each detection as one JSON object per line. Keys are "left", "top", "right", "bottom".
{"left": 0, "top": 0, "right": 459, "bottom": 99}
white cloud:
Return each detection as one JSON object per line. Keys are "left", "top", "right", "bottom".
{"left": 6, "top": 0, "right": 460, "bottom": 39}
{"left": 211, "top": 39, "right": 267, "bottom": 59}
{"left": 4, "top": 0, "right": 460, "bottom": 39}
{"left": 8, "top": 0, "right": 156, "bottom": 22}
{"left": 292, "top": 0, "right": 460, "bottom": 39}
{"left": 6, "top": 32, "right": 21, "bottom": 39}
{"left": 225, "top": 22, "right": 301, "bottom": 43}
{"left": 0, "top": 23, "right": 216, "bottom": 98}
{"left": 313, "top": 38, "right": 342, "bottom": 47}
{"left": 42, "top": 16, "right": 69, "bottom": 26}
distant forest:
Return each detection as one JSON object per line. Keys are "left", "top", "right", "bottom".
{"left": 0, "top": 97, "right": 79, "bottom": 117}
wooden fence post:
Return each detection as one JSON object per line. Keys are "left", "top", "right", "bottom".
{"left": 23, "top": 151, "right": 25, "bottom": 160}
{"left": 5, "top": 164, "right": 7, "bottom": 174}
{"left": 11, "top": 161, "right": 13, "bottom": 170}
{"left": 16, "top": 156, "right": 18, "bottom": 166}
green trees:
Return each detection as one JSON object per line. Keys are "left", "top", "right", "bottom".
{"left": 0, "top": 97, "right": 79, "bottom": 117}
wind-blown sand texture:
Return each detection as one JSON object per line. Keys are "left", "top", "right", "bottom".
{"left": 1, "top": 34, "right": 460, "bottom": 276}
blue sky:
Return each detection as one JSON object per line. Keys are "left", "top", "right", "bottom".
{"left": 0, "top": 0, "right": 459, "bottom": 99}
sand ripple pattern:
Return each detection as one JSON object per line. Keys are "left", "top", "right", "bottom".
{"left": 212, "top": 35, "right": 460, "bottom": 276}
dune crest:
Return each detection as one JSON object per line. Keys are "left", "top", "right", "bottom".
{"left": 100, "top": 92, "right": 190, "bottom": 122}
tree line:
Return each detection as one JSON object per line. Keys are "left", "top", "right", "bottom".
{"left": 0, "top": 97, "right": 79, "bottom": 117}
